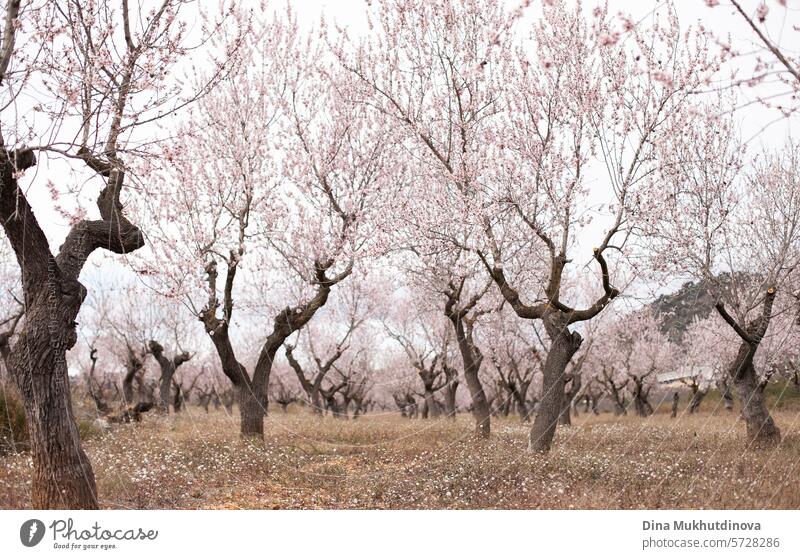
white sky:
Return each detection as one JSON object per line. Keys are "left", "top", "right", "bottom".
{"left": 1, "top": 0, "right": 795, "bottom": 380}
{"left": 8, "top": 0, "right": 799, "bottom": 314}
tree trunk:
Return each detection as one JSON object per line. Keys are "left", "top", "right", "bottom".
{"left": 423, "top": 389, "right": 440, "bottom": 418}
{"left": 239, "top": 384, "right": 265, "bottom": 437}
{"left": 7, "top": 311, "right": 98, "bottom": 509}
{"left": 688, "top": 385, "right": 707, "bottom": 414}
{"left": 1, "top": 147, "right": 145, "bottom": 509}
{"left": 310, "top": 389, "right": 324, "bottom": 415}
{"left": 716, "top": 289, "right": 781, "bottom": 446}
{"left": 559, "top": 375, "right": 581, "bottom": 426}
{"left": 443, "top": 385, "right": 457, "bottom": 419}
{"left": 173, "top": 383, "right": 183, "bottom": 413}
{"left": 335, "top": 397, "right": 349, "bottom": 419}
{"left": 461, "top": 355, "right": 490, "bottom": 436}
{"left": 515, "top": 392, "right": 530, "bottom": 422}
{"left": 558, "top": 390, "right": 572, "bottom": 426}
{"left": 730, "top": 355, "right": 780, "bottom": 446}
{"left": 529, "top": 323, "right": 581, "bottom": 452}
{"left": 122, "top": 370, "right": 135, "bottom": 405}
{"left": 158, "top": 369, "right": 174, "bottom": 414}
{"left": 447, "top": 314, "right": 490, "bottom": 437}
{"left": 444, "top": 289, "right": 490, "bottom": 437}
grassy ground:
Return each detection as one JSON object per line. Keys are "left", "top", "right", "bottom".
{"left": 2, "top": 401, "right": 800, "bottom": 509}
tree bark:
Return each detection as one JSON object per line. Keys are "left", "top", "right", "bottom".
{"left": 718, "top": 378, "right": 735, "bottom": 411}
{"left": 157, "top": 358, "right": 175, "bottom": 414}
{"left": 239, "top": 384, "right": 266, "bottom": 436}
{"left": 445, "top": 291, "right": 490, "bottom": 438}
{"left": 513, "top": 387, "right": 531, "bottom": 422}
{"left": 716, "top": 289, "right": 781, "bottom": 447}
{"left": 730, "top": 349, "right": 780, "bottom": 445}
{"left": 632, "top": 376, "right": 654, "bottom": 417}
{"left": 529, "top": 321, "right": 581, "bottom": 452}
{"left": 422, "top": 388, "right": 440, "bottom": 418}
{"left": 454, "top": 331, "right": 490, "bottom": 436}
{"left": 688, "top": 384, "right": 707, "bottom": 414}
{"left": 442, "top": 365, "right": 458, "bottom": 419}
{"left": 0, "top": 147, "right": 143, "bottom": 509}
{"left": 7, "top": 312, "right": 98, "bottom": 509}
{"left": 149, "top": 341, "right": 191, "bottom": 414}
{"left": 558, "top": 373, "right": 581, "bottom": 426}
{"left": 558, "top": 392, "right": 572, "bottom": 426}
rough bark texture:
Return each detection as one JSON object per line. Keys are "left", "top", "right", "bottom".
{"left": 7, "top": 310, "right": 98, "bottom": 509}
{"left": 0, "top": 137, "right": 144, "bottom": 508}
{"left": 149, "top": 340, "right": 191, "bottom": 414}
{"left": 201, "top": 256, "right": 348, "bottom": 437}
{"left": 558, "top": 369, "right": 583, "bottom": 426}
{"left": 483, "top": 242, "right": 620, "bottom": 452}
{"left": 716, "top": 289, "right": 781, "bottom": 447}
{"left": 445, "top": 285, "right": 491, "bottom": 438}
{"left": 529, "top": 319, "right": 582, "bottom": 451}
{"left": 730, "top": 348, "right": 781, "bottom": 445}
{"left": 238, "top": 386, "right": 266, "bottom": 435}
{"left": 442, "top": 364, "right": 459, "bottom": 419}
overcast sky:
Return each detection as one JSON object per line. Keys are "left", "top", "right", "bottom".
{"left": 9, "top": 0, "right": 798, "bottom": 305}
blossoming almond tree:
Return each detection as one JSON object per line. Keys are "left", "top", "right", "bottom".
{"left": 484, "top": 309, "right": 543, "bottom": 422}
{"left": 146, "top": 12, "right": 394, "bottom": 437}
{"left": 339, "top": 0, "right": 714, "bottom": 449}
{"left": 704, "top": 0, "right": 800, "bottom": 120}
{"left": 477, "top": 1, "right": 712, "bottom": 451}
{"left": 382, "top": 296, "right": 460, "bottom": 420}
{"left": 0, "top": 0, "right": 233, "bottom": 508}
{"left": 284, "top": 279, "right": 374, "bottom": 415}
{"left": 648, "top": 98, "right": 800, "bottom": 446}
{"left": 337, "top": 0, "right": 516, "bottom": 437}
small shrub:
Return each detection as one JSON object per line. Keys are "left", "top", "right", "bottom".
{"left": 0, "top": 382, "right": 28, "bottom": 455}
{"left": 77, "top": 417, "right": 107, "bottom": 442}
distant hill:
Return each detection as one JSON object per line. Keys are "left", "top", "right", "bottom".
{"left": 649, "top": 273, "right": 749, "bottom": 342}
{"left": 650, "top": 279, "right": 716, "bottom": 341}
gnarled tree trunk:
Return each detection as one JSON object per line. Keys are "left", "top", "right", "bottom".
{"left": 7, "top": 308, "right": 98, "bottom": 509}
{"left": 442, "top": 365, "right": 459, "bottom": 419}
{"left": 716, "top": 288, "right": 781, "bottom": 447}
{"left": 238, "top": 383, "right": 267, "bottom": 436}
{"left": 445, "top": 287, "right": 491, "bottom": 438}
{"left": 730, "top": 347, "right": 780, "bottom": 445}
{"left": 558, "top": 373, "right": 581, "bottom": 426}
{"left": 149, "top": 340, "right": 191, "bottom": 414}
{"left": 1, "top": 138, "right": 144, "bottom": 509}
{"left": 529, "top": 321, "right": 581, "bottom": 452}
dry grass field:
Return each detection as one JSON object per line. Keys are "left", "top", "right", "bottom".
{"left": 3, "top": 401, "right": 800, "bottom": 510}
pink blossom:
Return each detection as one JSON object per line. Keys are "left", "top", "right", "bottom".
{"left": 757, "top": 2, "right": 769, "bottom": 22}
{"left": 598, "top": 31, "right": 620, "bottom": 47}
